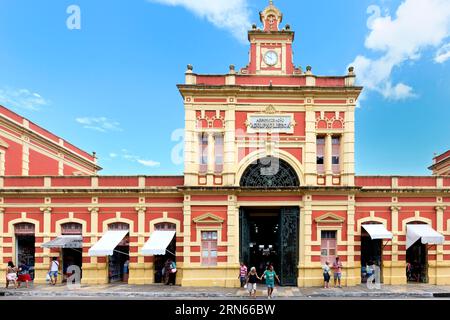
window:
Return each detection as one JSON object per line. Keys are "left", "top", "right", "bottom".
{"left": 14, "top": 223, "right": 35, "bottom": 235}
{"left": 320, "top": 230, "right": 337, "bottom": 264}
{"left": 201, "top": 231, "right": 218, "bottom": 266}
{"left": 61, "top": 222, "right": 82, "bottom": 235}
{"left": 199, "top": 133, "right": 208, "bottom": 173}
{"left": 332, "top": 136, "right": 341, "bottom": 174}
{"left": 316, "top": 136, "right": 325, "bottom": 174}
{"left": 155, "top": 222, "right": 176, "bottom": 231}
{"left": 214, "top": 134, "right": 224, "bottom": 173}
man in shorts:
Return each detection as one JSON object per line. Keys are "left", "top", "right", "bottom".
{"left": 333, "top": 256, "right": 343, "bottom": 288}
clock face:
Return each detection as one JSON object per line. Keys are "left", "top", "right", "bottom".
{"left": 264, "top": 50, "right": 278, "bottom": 66}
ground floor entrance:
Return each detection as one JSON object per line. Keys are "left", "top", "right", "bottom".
{"left": 406, "top": 241, "right": 428, "bottom": 283}
{"left": 62, "top": 248, "right": 82, "bottom": 282}
{"left": 16, "top": 235, "right": 35, "bottom": 280}
{"left": 240, "top": 207, "right": 299, "bottom": 286}
{"left": 360, "top": 234, "right": 382, "bottom": 283}
{"left": 108, "top": 245, "right": 129, "bottom": 283}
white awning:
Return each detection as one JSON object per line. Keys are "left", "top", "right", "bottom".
{"left": 42, "top": 235, "right": 83, "bottom": 249}
{"left": 88, "top": 230, "right": 129, "bottom": 256}
{"left": 406, "top": 224, "right": 444, "bottom": 249}
{"left": 362, "top": 224, "right": 393, "bottom": 240}
{"left": 141, "top": 231, "right": 176, "bottom": 256}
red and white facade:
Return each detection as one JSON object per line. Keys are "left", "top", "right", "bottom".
{"left": 0, "top": 3, "right": 449, "bottom": 287}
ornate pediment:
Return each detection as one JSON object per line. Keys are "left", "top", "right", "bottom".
{"left": 315, "top": 212, "right": 345, "bottom": 224}
{"left": 193, "top": 213, "right": 224, "bottom": 224}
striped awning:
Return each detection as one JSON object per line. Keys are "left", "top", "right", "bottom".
{"left": 42, "top": 235, "right": 83, "bottom": 249}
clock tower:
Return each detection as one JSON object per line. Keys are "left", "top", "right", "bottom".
{"left": 242, "top": 0, "right": 298, "bottom": 76}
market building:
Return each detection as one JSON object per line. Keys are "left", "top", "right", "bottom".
{"left": 0, "top": 2, "right": 449, "bottom": 287}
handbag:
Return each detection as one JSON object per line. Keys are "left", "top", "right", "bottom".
{"left": 243, "top": 283, "right": 248, "bottom": 289}
{"left": 46, "top": 273, "right": 51, "bottom": 282}
{"left": 171, "top": 268, "right": 177, "bottom": 273}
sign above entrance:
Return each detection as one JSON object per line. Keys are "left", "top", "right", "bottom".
{"left": 245, "top": 113, "right": 295, "bottom": 134}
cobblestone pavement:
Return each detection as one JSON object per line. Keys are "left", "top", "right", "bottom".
{"left": 2, "top": 283, "right": 450, "bottom": 299}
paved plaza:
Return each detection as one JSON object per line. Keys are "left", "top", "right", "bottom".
{"left": 2, "top": 283, "right": 450, "bottom": 299}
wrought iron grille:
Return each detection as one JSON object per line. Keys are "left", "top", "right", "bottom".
{"left": 240, "top": 157, "right": 300, "bottom": 187}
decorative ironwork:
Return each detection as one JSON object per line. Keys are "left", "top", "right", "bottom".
{"left": 239, "top": 208, "right": 250, "bottom": 265}
{"left": 278, "top": 207, "right": 299, "bottom": 286}
{"left": 240, "top": 157, "right": 300, "bottom": 187}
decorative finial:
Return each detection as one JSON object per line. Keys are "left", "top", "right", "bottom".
{"left": 269, "top": 0, "right": 273, "bottom": 5}
{"left": 187, "top": 64, "right": 193, "bottom": 71}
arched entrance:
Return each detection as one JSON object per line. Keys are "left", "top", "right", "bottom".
{"left": 61, "top": 222, "right": 83, "bottom": 282}
{"left": 360, "top": 222, "right": 383, "bottom": 283}
{"left": 107, "top": 222, "right": 130, "bottom": 283}
{"left": 239, "top": 157, "right": 300, "bottom": 285}
{"left": 14, "top": 223, "right": 35, "bottom": 280}
{"left": 406, "top": 221, "right": 428, "bottom": 283}
{"left": 153, "top": 222, "right": 176, "bottom": 284}
{"left": 240, "top": 157, "right": 300, "bottom": 187}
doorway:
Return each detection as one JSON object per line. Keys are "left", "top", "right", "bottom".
{"left": 240, "top": 207, "right": 299, "bottom": 286}
{"left": 14, "top": 223, "right": 35, "bottom": 280}
{"left": 107, "top": 223, "right": 130, "bottom": 283}
{"left": 153, "top": 222, "right": 176, "bottom": 284}
{"left": 360, "top": 230, "right": 382, "bottom": 283}
{"left": 406, "top": 241, "right": 428, "bottom": 283}
{"left": 61, "top": 223, "right": 83, "bottom": 282}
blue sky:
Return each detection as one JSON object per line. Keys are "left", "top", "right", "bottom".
{"left": 0, "top": 0, "right": 449, "bottom": 175}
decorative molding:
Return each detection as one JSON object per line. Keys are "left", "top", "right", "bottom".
{"left": 314, "top": 212, "right": 345, "bottom": 224}
{"left": 193, "top": 213, "right": 224, "bottom": 224}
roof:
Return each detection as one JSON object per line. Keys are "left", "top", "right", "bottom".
{"left": 0, "top": 105, "right": 101, "bottom": 170}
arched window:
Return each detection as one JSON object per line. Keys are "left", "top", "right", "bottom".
{"left": 14, "top": 223, "right": 35, "bottom": 235}
{"left": 240, "top": 157, "right": 299, "bottom": 187}
{"left": 155, "top": 222, "right": 176, "bottom": 231}
{"left": 108, "top": 222, "right": 129, "bottom": 231}
{"left": 61, "top": 222, "right": 82, "bottom": 235}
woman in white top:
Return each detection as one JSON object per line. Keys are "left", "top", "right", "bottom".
{"left": 322, "top": 261, "right": 331, "bottom": 289}
{"left": 48, "top": 257, "right": 59, "bottom": 285}
{"left": 5, "top": 261, "right": 18, "bottom": 289}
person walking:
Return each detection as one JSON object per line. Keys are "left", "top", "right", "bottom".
{"left": 245, "top": 267, "right": 260, "bottom": 298}
{"left": 262, "top": 264, "right": 280, "bottom": 299}
{"left": 167, "top": 259, "right": 177, "bottom": 285}
{"left": 17, "top": 260, "right": 32, "bottom": 288}
{"left": 238, "top": 262, "right": 248, "bottom": 287}
{"left": 5, "top": 261, "right": 18, "bottom": 289}
{"left": 333, "top": 256, "right": 343, "bottom": 288}
{"left": 48, "top": 257, "right": 60, "bottom": 285}
{"left": 322, "top": 261, "right": 331, "bottom": 288}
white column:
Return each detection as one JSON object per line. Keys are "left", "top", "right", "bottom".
{"left": 224, "top": 103, "right": 235, "bottom": 186}
{"left": 325, "top": 133, "right": 332, "bottom": 177}
{"left": 342, "top": 105, "right": 355, "bottom": 186}
{"left": 436, "top": 206, "right": 446, "bottom": 263}
{"left": 207, "top": 132, "right": 215, "bottom": 173}
{"left": 304, "top": 102, "right": 316, "bottom": 186}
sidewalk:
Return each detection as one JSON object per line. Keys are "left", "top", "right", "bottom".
{"left": 2, "top": 283, "right": 450, "bottom": 299}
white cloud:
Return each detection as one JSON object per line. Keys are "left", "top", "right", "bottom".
{"left": 435, "top": 42, "right": 450, "bottom": 63}
{"left": 350, "top": 0, "right": 450, "bottom": 100}
{"left": 76, "top": 117, "right": 123, "bottom": 132}
{"left": 110, "top": 149, "right": 160, "bottom": 168}
{"left": 0, "top": 87, "right": 49, "bottom": 111}
{"left": 148, "top": 0, "right": 251, "bottom": 43}
{"left": 137, "top": 159, "right": 161, "bottom": 167}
